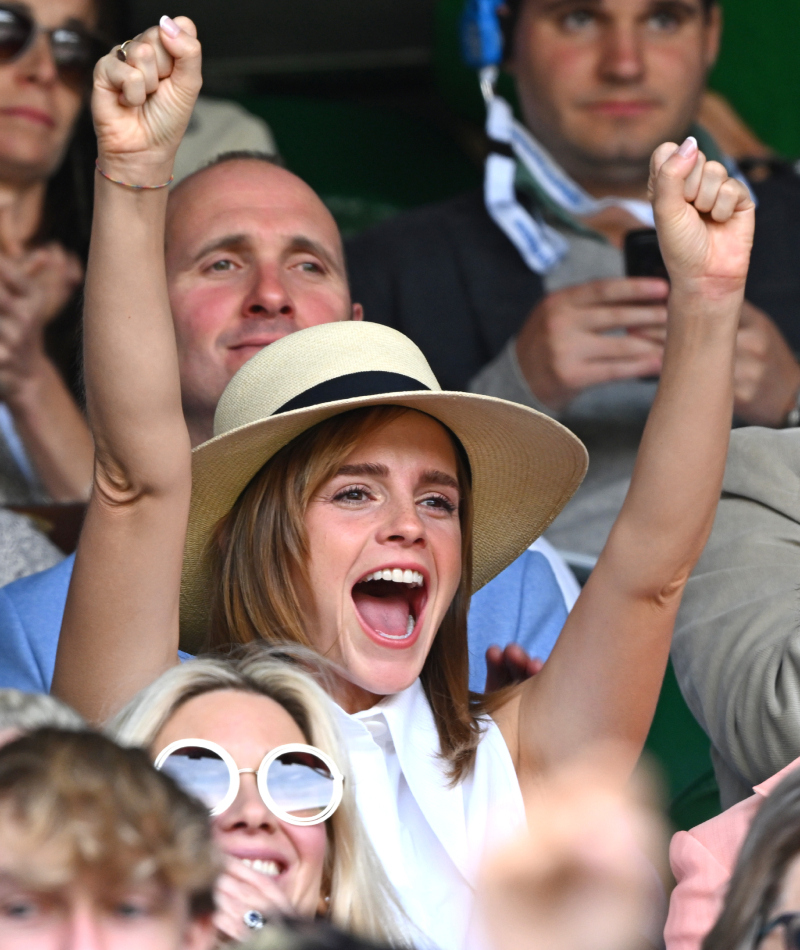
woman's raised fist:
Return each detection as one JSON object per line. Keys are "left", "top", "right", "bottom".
{"left": 92, "top": 16, "right": 202, "bottom": 181}
{"left": 648, "top": 137, "right": 755, "bottom": 295}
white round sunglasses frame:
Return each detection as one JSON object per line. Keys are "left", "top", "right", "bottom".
{"left": 154, "top": 738, "right": 344, "bottom": 825}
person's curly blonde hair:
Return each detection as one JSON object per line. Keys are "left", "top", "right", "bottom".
{"left": 0, "top": 728, "right": 219, "bottom": 916}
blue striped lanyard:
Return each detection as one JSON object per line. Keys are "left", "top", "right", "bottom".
{"left": 483, "top": 92, "right": 752, "bottom": 275}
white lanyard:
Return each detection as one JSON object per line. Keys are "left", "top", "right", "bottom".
{"left": 484, "top": 95, "right": 654, "bottom": 274}
{"left": 483, "top": 93, "right": 753, "bottom": 276}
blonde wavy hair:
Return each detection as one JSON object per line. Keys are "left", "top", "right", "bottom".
{"left": 107, "top": 645, "right": 406, "bottom": 945}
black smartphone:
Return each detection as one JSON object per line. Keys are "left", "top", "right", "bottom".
{"left": 624, "top": 228, "right": 669, "bottom": 281}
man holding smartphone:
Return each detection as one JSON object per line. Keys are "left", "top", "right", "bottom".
{"left": 346, "top": 0, "right": 800, "bottom": 556}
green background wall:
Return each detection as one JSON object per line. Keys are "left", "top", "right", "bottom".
{"left": 711, "top": 0, "right": 800, "bottom": 158}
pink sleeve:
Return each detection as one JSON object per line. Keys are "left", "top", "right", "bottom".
{"left": 664, "top": 830, "right": 731, "bottom": 950}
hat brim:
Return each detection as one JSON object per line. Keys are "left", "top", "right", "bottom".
{"left": 180, "top": 390, "right": 588, "bottom": 653}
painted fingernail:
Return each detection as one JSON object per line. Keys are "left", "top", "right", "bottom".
{"left": 159, "top": 15, "right": 180, "bottom": 37}
{"left": 678, "top": 135, "right": 698, "bottom": 157}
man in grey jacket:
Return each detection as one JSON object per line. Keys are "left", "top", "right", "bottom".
{"left": 347, "top": 0, "right": 800, "bottom": 560}
{"left": 672, "top": 427, "right": 800, "bottom": 808}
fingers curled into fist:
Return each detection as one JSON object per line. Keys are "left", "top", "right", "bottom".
{"left": 647, "top": 135, "right": 755, "bottom": 289}
{"left": 92, "top": 15, "right": 202, "bottom": 173}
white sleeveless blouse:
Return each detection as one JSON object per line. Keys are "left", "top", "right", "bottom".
{"left": 331, "top": 679, "right": 525, "bottom": 950}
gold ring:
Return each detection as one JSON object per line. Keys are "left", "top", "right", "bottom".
{"left": 116, "top": 39, "right": 134, "bottom": 63}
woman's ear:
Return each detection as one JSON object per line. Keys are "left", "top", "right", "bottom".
{"left": 316, "top": 891, "right": 331, "bottom": 916}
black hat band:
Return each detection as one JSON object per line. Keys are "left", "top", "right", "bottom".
{"left": 274, "top": 371, "right": 431, "bottom": 415}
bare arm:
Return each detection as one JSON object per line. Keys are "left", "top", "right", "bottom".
{"left": 52, "top": 18, "right": 202, "bottom": 722}
{"left": 494, "top": 140, "right": 755, "bottom": 786}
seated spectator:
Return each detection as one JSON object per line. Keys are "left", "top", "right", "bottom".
{"left": 109, "top": 648, "right": 404, "bottom": 945}
{"left": 665, "top": 755, "right": 800, "bottom": 950}
{"left": 0, "top": 684, "right": 82, "bottom": 742}
{"left": 0, "top": 727, "right": 218, "bottom": 949}
{"left": 671, "top": 428, "right": 800, "bottom": 807}
{"left": 345, "top": 0, "right": 800, "bottom": 560}
{"left": 0, "top": 0, "right": 115, "bottom": 506}
{"left": 697, "top": 765, "right": 800, "bottom": 950}
{"left": 0, "top": 144, "right": 577, "bottom": 693}
{"left": 0, "top": 0, "right": 275, "bottom": 510}
{"left": 52, "top": 15, "right": 750, "bottom": 949}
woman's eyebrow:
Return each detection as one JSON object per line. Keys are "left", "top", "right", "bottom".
{"left": 335, "top": 464, "right": 459, "bottom": 490}
{"left": 337, "top": 463, "right": 390, "bottom": 477}
{"left": 420, "top": 470, "right": 460, "bottom": 491}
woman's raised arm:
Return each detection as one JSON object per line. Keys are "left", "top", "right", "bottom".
{"left": 498, "top": 139, "right": 756, "bottom": 785}
{"left": 52, "top": 19, "right": 202, "bottom": 723}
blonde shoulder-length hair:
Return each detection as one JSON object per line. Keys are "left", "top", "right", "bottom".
{"left": 107, "top": 644, "right": 406, "bottom": 945}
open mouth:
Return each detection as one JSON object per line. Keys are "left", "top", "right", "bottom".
{"left": 351, "top": 568, "right": 427, "bottom": 647}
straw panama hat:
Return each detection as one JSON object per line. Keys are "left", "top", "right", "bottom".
{"left": 180, "top": 322, "right": 588, "bottom": 653}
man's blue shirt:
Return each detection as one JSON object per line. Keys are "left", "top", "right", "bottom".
{"left": 0, "top": 539, "right": 578, "bottom": 694}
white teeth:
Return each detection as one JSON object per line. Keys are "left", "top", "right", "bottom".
{"left": 241, "top": 858, "right": 281, "bottom": 877}
{"left": 406, "top": 613, "right": 415, "bottom": 636}
{"left": 361, "top": 569, "right": 424, "bottom": 587}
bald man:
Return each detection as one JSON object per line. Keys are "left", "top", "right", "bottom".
{"left": 165, "top": 153, "right": 362, "bottom": 446}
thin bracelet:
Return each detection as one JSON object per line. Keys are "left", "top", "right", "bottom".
{"left": 95, "top": 159, "right": 173, "bottom": 190}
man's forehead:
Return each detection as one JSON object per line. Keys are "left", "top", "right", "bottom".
{"left": 167, "top": 161, "right": 338, "bottom": 241}
{"left": 522, "top": 0, "right": 705, "bottom": 14}
{"left": 166, "top": 173, "right": 342, "bottom": 263}
{"left": 168, "top": 212, "right": 342, "bottom": 267}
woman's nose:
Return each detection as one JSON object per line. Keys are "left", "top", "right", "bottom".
{"left": 377, "top": 498, "right": 426, "bottom": 546}
{"left": 218, "top": 772, "right": 279, "bottom": 831}
{"left": 16, "top": 32, "right": 59, "bottom": 86}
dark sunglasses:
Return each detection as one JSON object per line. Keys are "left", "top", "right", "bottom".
{"left": 0, "top": 4, "right": 106, "bottom": 90}
{"left": 758, "top": 913, "right": 800, "bottom": 950}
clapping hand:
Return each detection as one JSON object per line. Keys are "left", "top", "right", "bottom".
{"left": 0, "top": 244, "right": 82, "bottom": 401}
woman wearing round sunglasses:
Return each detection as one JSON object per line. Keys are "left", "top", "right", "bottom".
{"left": 109, "top": 650, "right": 404, "bottom": 945}
{"left": 0, "top": 0, "right": 117, "bottom": 507}
{"left": 54, "top": 16, "right": 755, "bottom": 950}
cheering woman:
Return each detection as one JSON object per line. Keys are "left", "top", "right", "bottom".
{"left": 54, "top": 16, "right": 754, "bottom": 950}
